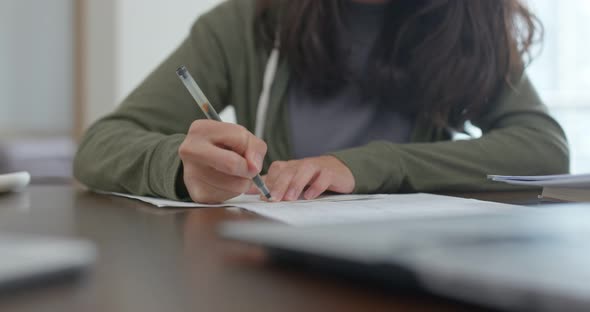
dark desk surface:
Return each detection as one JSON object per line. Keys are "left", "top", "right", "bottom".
{"left": 0, "top": 185, "right": 541, "bottom": 312}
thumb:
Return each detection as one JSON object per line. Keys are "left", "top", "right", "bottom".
{"left": 245, "top": 149, "right": 265, "bottom": 176}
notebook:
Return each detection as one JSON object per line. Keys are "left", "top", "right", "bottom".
{"left": 488, "top": 173, "right": 590, "bottom": 202}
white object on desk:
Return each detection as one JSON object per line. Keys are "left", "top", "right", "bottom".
{"left": 489, "top": 173, "right": 590, "bottom": 202}
{"left": 0, "top": 234, "right": 96, "bottom": 289}
{"left": 238, "top": 194, "right": 523, "bottom": 226}
{"left": 101, "top": 192, "right": 388, "bottom": 208}
{"left": 488, "top": 173, "right": 590, "bottom": 188}
{"left": 0, "top": 171, "right": 31, "bottom": 193}
{"left": 102, "top": 192, "right": 523, "bottom": 226}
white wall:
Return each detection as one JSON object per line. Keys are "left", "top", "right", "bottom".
{"left": 82, "top": 0, "right": 117, "bottom": 133}
{"left": 0, "top": 0, "right": 73, "bottom": 136}
{"left": 82, "top": 0, "right": 225, "bottom": 129}
{"left": 117, "top": 0, "right": 222, "bottom": 103}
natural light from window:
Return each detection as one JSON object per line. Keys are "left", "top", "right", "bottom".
{"left": 527, "top": 0, "right": 590, "bottom": 173}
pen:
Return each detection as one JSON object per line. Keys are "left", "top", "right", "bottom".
{"left": 176, "top": 65, "right": 273, "bottom": 200}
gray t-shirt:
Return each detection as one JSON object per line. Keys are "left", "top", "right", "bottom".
{"left": 288, "top": 1, "right": 414, "bottom": 159}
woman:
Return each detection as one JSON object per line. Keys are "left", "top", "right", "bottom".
{"left": 74, "top": 0, "right": 569, "bottom": 204}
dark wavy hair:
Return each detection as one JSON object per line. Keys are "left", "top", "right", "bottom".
{"left": 256, "top": 0, "right": 542, "bottom": 128}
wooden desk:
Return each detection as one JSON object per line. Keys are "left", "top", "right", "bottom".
{"left": 0, "top": 185, "right": 541, "bottom": 312}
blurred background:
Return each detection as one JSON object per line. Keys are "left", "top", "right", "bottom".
{"left": 0, "top": 0, "right": 588, "bottom": 183}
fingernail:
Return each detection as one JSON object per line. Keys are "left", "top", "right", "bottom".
{"left": 271, "top": 191, "right": 281, "bottom": 202}
{"left": 285, "top": 189, "right": 296, "bottom": 201}
{"left": 255, "top": 154, "right": 264, "bottom": 172}
{"left": 304, "top": 190, "right": 316, "bottom": 200}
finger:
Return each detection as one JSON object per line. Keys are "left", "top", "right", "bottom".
{"left": 265, "top": 161, "right": 287, "bottom": 189}
{"left": 189, "top": 121, "right": 266, "bottom": 174}
{"left": 181, "top": 142, "right": 251, "bottom": 178}
{"left": 193, "top": 165, "right": 253, "bottom": 195}
{"left": 191, "top": 120, "right": 251, "bottom": 154}
{"left": 303, "top": 169, "right": 333, "bottom": 200}
{"left": 211, "top": 125, "right": 266, "bottom": 175}
{"left": 284, "top": 163, "right": 320, "bottom": 201}
{"left": 207, "top": 124, "right": 266, "bottom": 167}
{"left": 268, "top": 166, "right": 297, "bottom": 202}
{"left": 189, "top": 186, "right": 240, "bottom": 204}
{"left": 184, "top": 174, "right": 242, "bottom": 204}
{"left": 244, "top": 137, "right": 267, "bottom": 175}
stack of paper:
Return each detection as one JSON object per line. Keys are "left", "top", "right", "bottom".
{"left": 488, "top": 173, "right": 590, "bottom": 202}
{"left": 103, "top": 192, "right": 524, "bottom": 226}
{"left": 0, "top": 137, "right": 75, "bottom": 183}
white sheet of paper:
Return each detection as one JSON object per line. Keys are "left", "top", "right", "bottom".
{"left": 103, "top": 192, "right": 387, "bottom": 208}
{"left": 237, "top": 193, "right": 522, "bottom": 226}
{"left": 102, "top": 192, "right": 522, "bottom": 226}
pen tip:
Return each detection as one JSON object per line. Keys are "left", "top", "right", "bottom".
{"left": 176, "top": 66, "right": 188, "bottom": 78}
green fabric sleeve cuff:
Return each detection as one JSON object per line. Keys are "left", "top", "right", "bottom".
{"left": 329, "top": 141, "right": 406, "bottom": 194}
{"left": 149, "top": 134, "right": 190, "bottom": 201}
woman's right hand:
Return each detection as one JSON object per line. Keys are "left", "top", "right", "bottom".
{"left": 178, "top": 120, "right": 267, "bottom": 204}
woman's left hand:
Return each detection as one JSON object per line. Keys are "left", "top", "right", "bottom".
{"left": 252, "top": 156, "right": 355, "bottom": 201}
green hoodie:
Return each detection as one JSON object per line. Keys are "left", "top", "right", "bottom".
{"left": 74, "top": 0, "right": 569, "bottom": 200}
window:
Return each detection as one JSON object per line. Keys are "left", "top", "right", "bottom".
{"left": 527, "top": 0, "right": 590, "bottom": 173}
{"left": 0, "top": 0, "right": 73, "bottom": 136}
